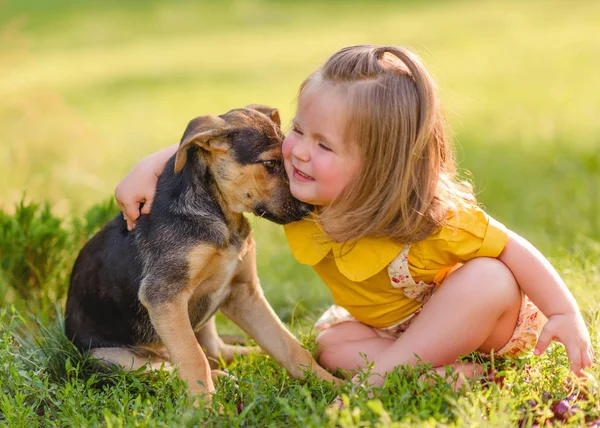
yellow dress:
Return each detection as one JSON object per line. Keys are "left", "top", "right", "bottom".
{"left": 283, "top": 205, "right": 509, "bottom": 329}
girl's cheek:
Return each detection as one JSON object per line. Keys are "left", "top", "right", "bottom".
{"left": 282, "top": 136, "right": 294, "bottom": 163}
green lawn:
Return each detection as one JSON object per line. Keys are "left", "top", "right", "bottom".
{"left": 1, "top": 0, "right": 599, "bottom": 426}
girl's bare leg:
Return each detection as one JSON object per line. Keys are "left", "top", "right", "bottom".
{"left": 316, "top": 321, "right": 397, "bottom": 376}
{"left": 316, "top": 258, "right": 521, "bottom": 384}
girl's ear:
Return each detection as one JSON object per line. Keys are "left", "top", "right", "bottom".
{"left": 245, "top": 104, "right": 281, "bottom": 127}
{"left": 174, "top": 115, "right": 229, "bottom": 173}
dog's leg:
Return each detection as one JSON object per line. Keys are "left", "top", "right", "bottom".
{"left": 140, "top": 291, "right": 214, "bottom": 397}
{"left": 220, "top": 243, "right": 338, "bottom": 384}
{"left": 90, "top": 347, "right": 172, "bottom": 371}
{"left": 195, "top": 315, "right": 260, "bottom": 368}
{"left": 221, "top": 239, "right": 339, "bottom": 382}
{"left": 221, "top": 287, "right": 338, "bottom": 383}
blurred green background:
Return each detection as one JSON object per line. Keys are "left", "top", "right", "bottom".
{"left": 1, "top": 0, "right": 599, "bottom": 321}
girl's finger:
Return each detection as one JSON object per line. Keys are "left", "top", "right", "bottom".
{"left": 566, "top": 343, "right": 582, "bottom": 374}
{"left": 141, "top": 196, "right": 154, "bottom": 215}
{"left": 122, "top": 212, "right": 133, "bottom": 231}
{"left": 533, "top": 326, "right": 553, "bottom": 356}
{"left": 581, "top": 346, "right": 594, "bottom": 370}
{"left": 123, "top": 202, "right": 141, "bottom": 223}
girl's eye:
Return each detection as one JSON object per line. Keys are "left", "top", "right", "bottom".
{"left": 291, "top": 126, "right": 303, "bottom": 136}
{"left": 318, "top": 142, "right": 332, "bottom": 152}
{"left": 262, "top": 159, "right": 281, "bottom": 174}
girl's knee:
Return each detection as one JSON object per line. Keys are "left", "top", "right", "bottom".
{"left": 315, "top": 321, "right": 378, "bottom": 348}
{"left": 315, "top": 329, "right": 332, "bottom": 350}
{"left": 314, "top": 329, "right": 354, "bottom": 374}
{"left": 463, "top": 257, "right": 512, "bottom": 279}
{"left": 452, "top": 258, "right": 520, "bottom": 304}
{"left": 315, "top": 323, "right": 353, "bottom": 358}
{"left": 316, "top": 347, "right": 339, "bottom": 373}
{"left": 314, "top": 322, "right": 393, "bottom": 375}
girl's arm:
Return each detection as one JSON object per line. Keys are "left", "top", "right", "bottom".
{"left": 498, "top": 230, "right": 594, "bottom": 374}
{"left": 115, "top": 143, "right": 178, "bottom": 230}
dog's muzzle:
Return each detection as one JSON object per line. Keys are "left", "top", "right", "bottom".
{"left": 253, "top": 202, "right": 313, "bottom": 224}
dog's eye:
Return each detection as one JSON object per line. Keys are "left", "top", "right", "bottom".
{"left": 262, "top": 160, "right": 280, "bottom": 173}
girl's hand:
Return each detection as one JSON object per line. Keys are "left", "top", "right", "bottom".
{"left": 498, "top": 232, "right": 594, "bottom": 375}
{"left": 534, "top": 311, "right": 594, "bottom": 375}
{"left": 115, "top": 144, "right": 178, "bottom": 230}
{"left": 115, "top": 156, "right": 161, "bottom": 230}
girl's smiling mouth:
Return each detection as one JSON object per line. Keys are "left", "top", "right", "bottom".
{"left": 293, "top": 166, "right": 315, "bottom": 181}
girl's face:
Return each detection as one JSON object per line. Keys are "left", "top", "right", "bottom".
{"left": 282, "top": 84, "right": 361, "bottom": 206}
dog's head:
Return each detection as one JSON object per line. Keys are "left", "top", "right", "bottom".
{"left": 174, "top": 105, "right": 312, "bottom": 224}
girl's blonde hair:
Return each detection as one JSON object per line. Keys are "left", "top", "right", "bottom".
{"left": 300, "top": 45, "right": 476, "bottom": 244}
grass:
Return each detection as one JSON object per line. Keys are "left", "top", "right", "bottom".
{"left": 1, "top": 0, "right": 599, "bottom": 425}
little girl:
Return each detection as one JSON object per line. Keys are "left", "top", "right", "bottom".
{"left": 115, "top": 45, "right": 593, "bottom": 388}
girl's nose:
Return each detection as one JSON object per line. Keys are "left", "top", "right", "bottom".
{"left": 291, "top": 139, "right": 310, "bottom": 162}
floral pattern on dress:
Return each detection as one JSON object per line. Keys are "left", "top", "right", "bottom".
{"left": 387, "top": 246, "right": 438, "bottom": 304}
{"left": 483, "top": 292, "right": 547, "bottom": 358}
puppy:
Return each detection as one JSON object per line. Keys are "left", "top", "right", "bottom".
{"left": 65, "top": 105, "right": 337, "bottom": 401}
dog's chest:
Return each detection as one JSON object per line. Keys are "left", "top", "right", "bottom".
{"left": 187, "top": 244, "right": 247, "bottom": 329}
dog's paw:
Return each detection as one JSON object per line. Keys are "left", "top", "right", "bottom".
{"left": 210, "top": 369, "right": 237, "bottom": 383}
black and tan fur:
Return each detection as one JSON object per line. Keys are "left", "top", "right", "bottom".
{"left": 65, "top": 105, "right": 337, "bottom": 401}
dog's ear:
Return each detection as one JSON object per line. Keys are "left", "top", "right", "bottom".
{"left": 245, "top": 104, "right": 281, "bottom": 127}
{"left": 174, "top": 115, "right": 229, "bottom": 173}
